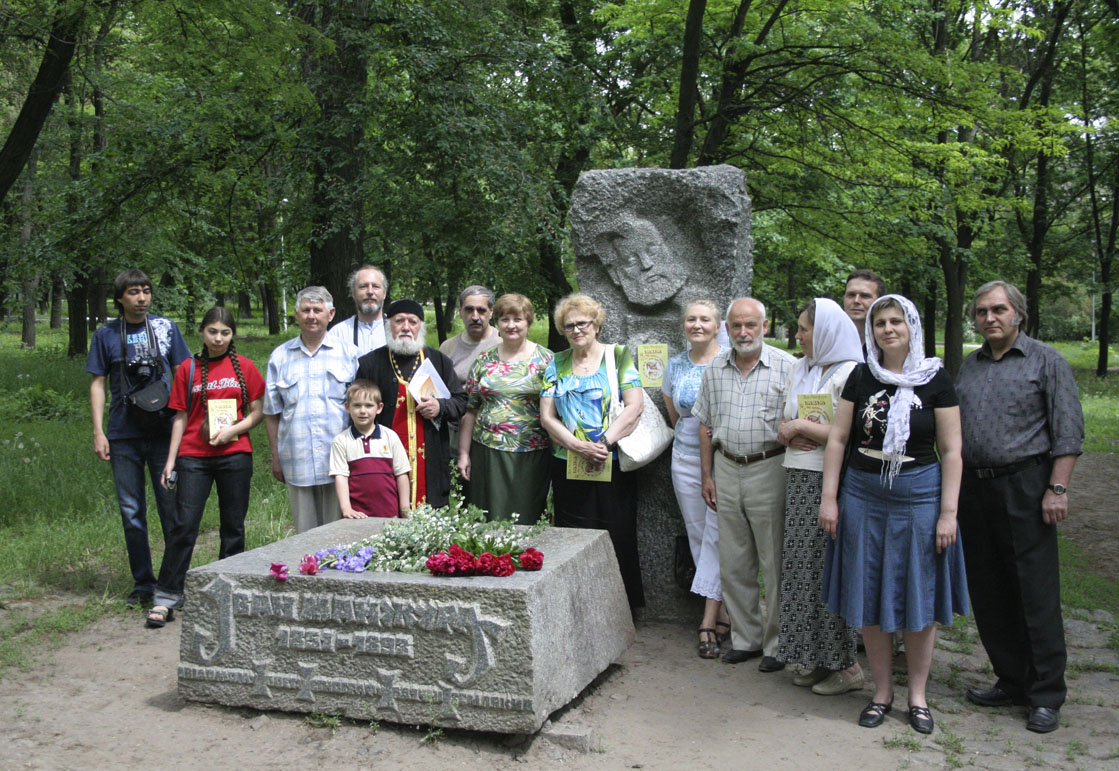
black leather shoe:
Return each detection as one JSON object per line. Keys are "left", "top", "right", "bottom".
{"left": 858, "top": 698, "right": 893, "bottom": 728}
{"left": 758, "top": 656, "right": 786, "bottom": 673}
{"left": 1027, "top": 706, "right": 1060, "bottom": 733}
{"left": 908, "top": 705, "right": 934, "bottom": 734}
{"left": 721, "top": 648, "right": 763, "bottom": 664}
{"left": 966, "top": 686, "right": 1027, "bottom": 707}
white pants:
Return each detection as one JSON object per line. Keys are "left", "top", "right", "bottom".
{"left": 671, "top": 451, "right": 722, "bottom": 601}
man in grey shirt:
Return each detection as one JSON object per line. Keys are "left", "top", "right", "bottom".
{"left": 439, "top": 285, "right": 500, "bottom": 381}
{"left": 955, "top": 280, "right": 1083, "bottom": 734}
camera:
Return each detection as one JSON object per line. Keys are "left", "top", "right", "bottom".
{"left": 128, "top": 355, "right": 159, "bottom": 382}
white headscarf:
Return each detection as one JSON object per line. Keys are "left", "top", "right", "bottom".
{"left": 788, "top": 298, "right": 864, "bottom": 398}
{"left": 863, "top": 294, "right": 943, "bottom": 485}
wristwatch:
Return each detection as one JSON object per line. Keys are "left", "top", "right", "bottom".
{"left": 1047, "top": 483, "right": 1067, "bottom": 495}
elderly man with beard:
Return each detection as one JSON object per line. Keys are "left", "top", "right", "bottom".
{"left": 356, "top": 299, "right": 467, "bottom": 508}
{"left": 326, "top": 265, "right": 389, "bottom": 356}
{"left": 693, "top": 298, "right": 796, "bottom": 672}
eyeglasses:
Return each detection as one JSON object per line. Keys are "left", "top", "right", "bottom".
{"left": 562, "top": 320, "right": 593, "bottom": 333}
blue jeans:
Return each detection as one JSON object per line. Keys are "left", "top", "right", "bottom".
{"left": 154, "top": 452, "right": 254, "bottom": 608}
{"left": 109, "top": 436, "right": 177, "bottom": 594}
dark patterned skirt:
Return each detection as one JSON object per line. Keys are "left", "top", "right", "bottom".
{"left": 776, "top": 468, "right": 858, "bottom": 670}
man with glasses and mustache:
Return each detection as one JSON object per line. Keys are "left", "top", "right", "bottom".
{"left": 356, "top": 299, "right": 467, "bottom": 508}
{"left": 955, "top": 280, "right": 1083, "bottom": 734}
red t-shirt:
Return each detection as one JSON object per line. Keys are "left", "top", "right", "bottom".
{"left": 169, "top": 354, "right": 265, "bottom": 457}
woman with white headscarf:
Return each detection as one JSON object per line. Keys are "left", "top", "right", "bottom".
{"left": 775, "top": 298, "right": 864, "bottom": 692}
{"left": 818, "top": 294, "right": 969, "bottom": 736}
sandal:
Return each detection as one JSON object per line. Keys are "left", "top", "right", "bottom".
{"left": 697, "top": 628, "right": 720, "bottom": 659}
{"left": 908, "top": 705, "right": 934, "bottom": 734}
{"left": 715, "top": 620, "right": 731, "bottom": 646}
{"left": 858, "top": 697, "right": 894, "bottom": 728}
{"left": 145, "top": 606, "right": 174, "bottom": 629}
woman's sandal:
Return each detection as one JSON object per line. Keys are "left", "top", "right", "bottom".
{"left": 697, "top": 628, "right": 720, "bottom": 659}
{"left": 145, "top": 606, "right": 175, "bottom": 629}
{"left": 858, "top": 697, "right": 894, "bottom": 728}
{"left": 715, "top": 620, "right": 731, "bottom": 646}
{"left": 908, "top": 705, "right": 934, "bottom": 734}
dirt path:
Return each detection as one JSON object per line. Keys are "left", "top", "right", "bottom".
{"left": 1, "top": 455, "right": 1117, "bottom": 770}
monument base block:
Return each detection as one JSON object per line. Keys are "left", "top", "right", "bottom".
{"left": 177, "top": 520, "right": 633, "bottom": 733}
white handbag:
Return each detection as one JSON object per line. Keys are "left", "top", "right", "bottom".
{"left": 605, "top": 345, "right": 674, "bottom": 472}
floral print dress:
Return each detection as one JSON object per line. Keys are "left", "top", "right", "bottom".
{"left": 465, "top": 345, "right": 554, "bottom": 452}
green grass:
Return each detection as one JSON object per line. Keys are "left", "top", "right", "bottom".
{"left": 1058, "top": 535, "right": 1119, "bottom": 619}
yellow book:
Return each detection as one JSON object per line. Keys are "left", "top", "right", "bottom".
{"left": 567, "top": 451, "right": 612, "bottom": 482}
{"left": 207, "top": 399, "right": 239, "bottom": 439}
{"left": 638, "top": 344, "right": 668, "bottom": 388}
{"left": 796, "top": 393, "right": 833, "bottom": 425}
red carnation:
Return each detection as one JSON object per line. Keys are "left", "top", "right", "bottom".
{"left": 518, "top": 548, "right": 544, "bottom": 571}
{"left": 491, "top": 553, "right": 516, "bottom": 577}
{"left": 448, "top": 544, "right": 478, "bottom": 575}
{"left": 425, "top": 551, "right": 456, "bottom": 576}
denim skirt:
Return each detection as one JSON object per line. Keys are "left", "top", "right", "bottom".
{"left": 822, "top": 463, "right": 970, "bottom": 633}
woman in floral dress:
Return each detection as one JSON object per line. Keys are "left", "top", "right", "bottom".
{"left": 457, "top": 293, "right": 553, "bottom": 522}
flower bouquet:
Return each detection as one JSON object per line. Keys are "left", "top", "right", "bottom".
{"left": 290, "top": 471, "right": 548, "bottom": 577}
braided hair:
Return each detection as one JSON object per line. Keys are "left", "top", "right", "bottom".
{"left": 197, "top": 306, "right": 249, "bottom": 421}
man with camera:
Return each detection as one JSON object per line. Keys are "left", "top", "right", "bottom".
{"left": 87, "top": 269, "right": 191, "bottom": 607}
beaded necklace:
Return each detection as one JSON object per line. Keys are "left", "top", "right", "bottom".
{"left": 389, "top": 348, "right": 425, "bottom": 382}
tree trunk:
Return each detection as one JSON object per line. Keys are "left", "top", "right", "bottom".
{"left": 0, "top": 7, "right": 85, "bottom": 208}
{"left": 924, "top": 279, "right": 937, "bottom": 357}
{"left": 50, "top": 272, "right": 64, "bottom": 329}
{"left": 238, "top": 291, "right": 253, "bottom": 318}
{"left": 669, "top": 0, "right": 707, "bottom": 169}
{"left": 261, "top": 282, "right": 281, "bottom": 335}
{"left": 19, "top": 150, "right": 38, "bottom": 350}
{"left": 299, "top": 1, "right": 371, "bottom": 312}
{"left": 432, "top": 282, "right": 449, "bottom": 344}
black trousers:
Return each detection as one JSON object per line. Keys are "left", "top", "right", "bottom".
{"left": 958, "top": 461, "right": 1066, "bottom": 708}
{"left": 551, "top": 456, "right": 645, "bottom": 608}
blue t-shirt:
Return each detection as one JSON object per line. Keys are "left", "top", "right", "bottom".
{"left": 86, "top": 315, "right": 191, "bottom": 440}
{"left": 662, "top": 348, "right": 723, "bottom": 457}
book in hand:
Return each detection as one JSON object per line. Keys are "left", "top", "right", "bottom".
{"left": 207, "top": 398, "right": 238, "bottom": 439}
{"left": 407, "top": 358, "right": 451, "bottom": 402}
{"left": 566, "top": 450, "right": 612, "bottom": 482}
{"left": 796, "top": 393, "right": 833, "bottom": 425}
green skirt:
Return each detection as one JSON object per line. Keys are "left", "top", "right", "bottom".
{"left": 467, "top": 443, "right": 551, "bottom": 523}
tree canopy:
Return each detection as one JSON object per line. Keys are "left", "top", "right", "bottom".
{"left": 0, "top": 0, "right": 1116, "bottom": 369}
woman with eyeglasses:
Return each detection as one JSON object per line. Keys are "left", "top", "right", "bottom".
{"left": 540, "top": 293, "right": 645, "bottom": 607}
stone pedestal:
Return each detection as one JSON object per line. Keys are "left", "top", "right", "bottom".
{"left": 177, "top": 519, "right": 633, "bottom": 733}
{"left": 569, "top": 165, "right": 753, "bottom": 621}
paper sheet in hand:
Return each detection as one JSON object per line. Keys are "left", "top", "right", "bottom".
{"left": 407, "top": 358, "right": 451, "bottom": 402}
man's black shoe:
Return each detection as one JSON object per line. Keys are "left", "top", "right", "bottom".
{"left": 758, "top": 656, "right": 786, "bottom": 673}
{"left": 126, "top": 590, "right": 153, "bottom": 608}
{"left": 1027, "top": 706, "right": 1060, "bottom": 733}
{"left": 721, "top": 648, "right": 762, "bottom": 664}
{"left": 966, "top": 686, "right": 1027, "bottom": 707}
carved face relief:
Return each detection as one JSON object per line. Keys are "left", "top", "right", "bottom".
{"left": 603, "top": 220, "right": 687, "bottom": 306}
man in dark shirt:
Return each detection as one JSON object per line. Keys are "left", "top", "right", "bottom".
{"left": 955, "top": 280, "right": 1083, "bottom": 734}
{"left": 86, "top": 269, "right": 191, "bottom": 607}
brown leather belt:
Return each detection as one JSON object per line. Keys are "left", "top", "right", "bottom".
{"left": 718, "top": 446, "right": 785, "bottom": 466}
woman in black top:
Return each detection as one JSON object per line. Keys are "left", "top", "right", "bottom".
{"left": 819, "top": 294, "right": 969, "bottom": 735}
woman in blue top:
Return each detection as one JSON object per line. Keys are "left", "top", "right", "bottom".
{"left": 540, "top": 293, "right": 645, "bottom": 607}
{"left": 663, "top": 299, "right": 730, "bottom": 657}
